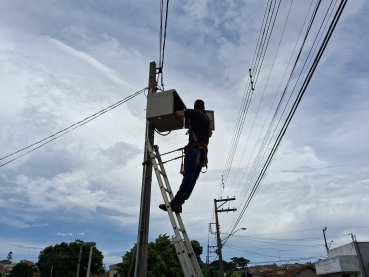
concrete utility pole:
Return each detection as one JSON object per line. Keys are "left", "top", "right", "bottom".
{"left": 134, "top": 61, "right": 157, "bottom": 277}
{"left": 75, "top": 239, "right": 84, "bottom": 277}
{"left": 86, "top": 242, "right": 95, "bottom": 277}
{"left": 323, "top": 227, "right": 329, "bottom": 254}
{"left": 214, "top": 198, "right": 237, "bottom": 277}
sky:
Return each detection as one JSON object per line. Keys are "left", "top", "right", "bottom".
{"left": 0, "top": 0, "right": 368, "bottom": 270}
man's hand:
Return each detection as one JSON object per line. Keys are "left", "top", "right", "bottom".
{"left": 174, "top": 111, "right": 185, "bottom": 118}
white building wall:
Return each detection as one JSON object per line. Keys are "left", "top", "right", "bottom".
{"left": 328, "top": 242, "right": 356, "bottom": 258}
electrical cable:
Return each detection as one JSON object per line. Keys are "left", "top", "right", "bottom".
{"left": 221, "top": 0, "right": 346, "bottom": 239}
{"left": 217, "top": 0, "right": 281, "bottom": 200}
{"left": 227, "top": 0, "right": 347, "bottom": 238}
{"left": 225, "top": 0, "right": 294, "bottom": 202}
{"left": 154, "top": 129, "right": 171, "bottom": 136}
{"left": 222, "top": 0, "right": 320, "bottom": 236}
{"left": 157, "top": 0, "right": 164, "bottom": 90}
{"left": 222, "top": 0, "right": 322, "bottom": 235}
{"left": 158, "top": 0, "right": 170, "bottom": 91}
{"left": 0, "top": 87, "right": 148, "bottom": 168}
{"left": 216, "top": 0, "right": 274, "bottom": 198}
{"left": 220, "top": 0, "right": 297, "bottom": 232}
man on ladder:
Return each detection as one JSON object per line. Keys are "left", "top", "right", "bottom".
{"left": 159, "top": 99, "right": 212, "bottom": 213}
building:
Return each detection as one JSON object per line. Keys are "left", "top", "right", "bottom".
{"left": 315, "top": 241, "right": 369, "bottom": 277}
{"left": 107, "top": 264, "right": 119, "bottom": 277}
{"left": 0, "top": 260, "right": 41, "bottom": 276}
{"left": 280, "top": 265, "right": 317, "bottom": 277}
{"left": 0, "top": 263, "right": 11, "bottom": 276}
{"left": 0, "top": 260, "right": 16, "bottom": 276}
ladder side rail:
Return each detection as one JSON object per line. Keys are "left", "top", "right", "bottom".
{"left": 155, "top": 151, "right": 175, "bottom": 200}
{"left": 172, "top": 237, "right": 194, "bottom": 277}
{"left": 154, "top": 148, "right": 203, "bottom": 276}
{"left": 146, "top": 140, "right": 181, "bottom": 238}
{"left": 174, "top": 214, "right": 203, "bottom": 276}
{"left": 146, "top": 140, "right": 197, "bottom": 276}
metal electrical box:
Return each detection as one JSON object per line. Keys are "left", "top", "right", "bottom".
{"left": 185, "top": 110, "right": 215, "bottom": 131}
{"left": 146, "top": 89, "right": 187, "bottom": 132}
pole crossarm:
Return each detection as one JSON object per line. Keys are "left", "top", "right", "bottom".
{"left": 216, "top": 208, "right": 237, "bottom": 213}
{"left": 214, "top": 198, "right": 236, "bottom": 202}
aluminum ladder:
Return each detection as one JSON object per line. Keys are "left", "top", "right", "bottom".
{"left": 145, "top": 139, "right": 203, "bottom": 277}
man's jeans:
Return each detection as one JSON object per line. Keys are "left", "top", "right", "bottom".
{"left": 174, "top": 147, "right": 203, "bottom": 205}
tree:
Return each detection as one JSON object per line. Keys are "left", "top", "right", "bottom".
{"left": 209, "top": 260, "right": 235, "bottom": 271}
{"left": 230, "top": 257, "right": 250, "bottom": 269}
{"left": 9, "top": 262, "right": 37, "bottom": 277}
{"left": 117, "top": 234, "right": 207, "bottom": 277}
{"left": 37, "top": 241, "right": 104, "bottom": 277}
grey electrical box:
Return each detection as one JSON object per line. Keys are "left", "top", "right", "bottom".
{"left": 146, "top": 89, "right": 187, "bottom": 132}
{"left": 185, "top": 110, "right": 215, "bottom": 131}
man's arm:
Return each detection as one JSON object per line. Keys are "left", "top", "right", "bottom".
{"left": 174, "top": 111, "right": 185, "bottom": 118}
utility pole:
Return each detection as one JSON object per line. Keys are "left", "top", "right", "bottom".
{"left": 323, "top": 227, "right": 329, "bottom": 254}
{"left": 214, "top": 198, "right": 237, "bottom": 277}
{"left": 75, "top": 239, "right": 84, "bottom": 277}
{"left": 207, "top": 223, "right": 216, "bottom": 275}
{"left": 86, "top": 242, "right": 96, "bottom": 277}
{"left": 134, "top": 61, "right": 157, "bottom": 277}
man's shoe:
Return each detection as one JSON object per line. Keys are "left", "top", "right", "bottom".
{"left": 159, "top": 201, "right": 182, "bottom": 213}
{"left": 159, "top": 204, "right": 167, "bottom": 211}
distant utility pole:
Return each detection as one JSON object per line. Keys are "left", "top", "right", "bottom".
{"left": 214, "top": 198, "right": 237, "bottom": 277}
{"left": 323, "top": 227, "right": 329, "bottom": 254}
{"left": 75, "top": 239, "right": 84, "bottom": 277}
{"left": 134, "top": 61, "right": 157, "bottom": 277}
{"left": 207, "top": 223, "right": 217, "bottom": 275}
{"left": 86, "top": 242, "right": 96, "bottom": 277}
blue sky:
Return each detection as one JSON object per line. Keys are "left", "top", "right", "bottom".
{"left": 0, "top": 0, "right": 368, "bottom": 269}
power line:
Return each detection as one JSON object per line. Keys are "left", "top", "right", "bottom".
{"left": 224, "top": 0, "right": 294, "bottom": 215}
{"left": 226, "top": 0, "right": 347, "bottom": 237}
{"left": 217, "top": 0, "right": 282, "bottom": 200}
{"left": 223, "top": 0, "right": 322, "bottom": 236}
{"left": 220, "top": 0, "right": 314, "bottom": 234}
{"left": 157, "top": 0, "right": 170, "bottom": 91}
{"left": 0, "top": 87, "right": 147, "bottom": 168}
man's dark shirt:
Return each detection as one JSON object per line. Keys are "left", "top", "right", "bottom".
{"left": 184, "top": 109, "right": 210, "bottom": 146}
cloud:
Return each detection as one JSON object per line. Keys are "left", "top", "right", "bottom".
{"left": 49, "top": 38, "right": 135, "bottom": 89}
{"left": 0, "top": 215, "right": 30, "bottom": 229}
{"left": 57, "top": 232, "right": 73, "bottom": 236}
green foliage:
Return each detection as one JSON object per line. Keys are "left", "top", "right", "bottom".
{"left": 9, "top": 262, "right": 37, "bottom": 277}
{"left": 210, "top": 257, "right": 250, "bottom": 277}
{"left": 230, "top": 257, "right": 250, "bottom": 269}
{"left": 37, "top": 241, "right": 104, "bottom": 277}
{"left": 226, "top": 270, "right": 241, "bottom": 277}
{"left": 117, "top": 234, "right": 207, "bottom": 277}
{"left": 0, "top": 271, "right": 4, "bottom": 277}
{"left": 210, "top": 260, "right": 235, "bottom": 271}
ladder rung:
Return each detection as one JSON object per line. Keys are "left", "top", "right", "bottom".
{"left": 178, "top": 228, "right": 186, "bottom": 233}
{"left": 160, "top": 186, "right": 172, "bottom": 194}
{"left": 158, "top": 170, "right": 166, "bottom": 176}
{"left": 187, "top": 251, "right": 194, "bottom": 256}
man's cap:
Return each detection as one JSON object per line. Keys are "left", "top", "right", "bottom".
{"left": 194, "top": 99, "right": 205, "bottom": 110}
